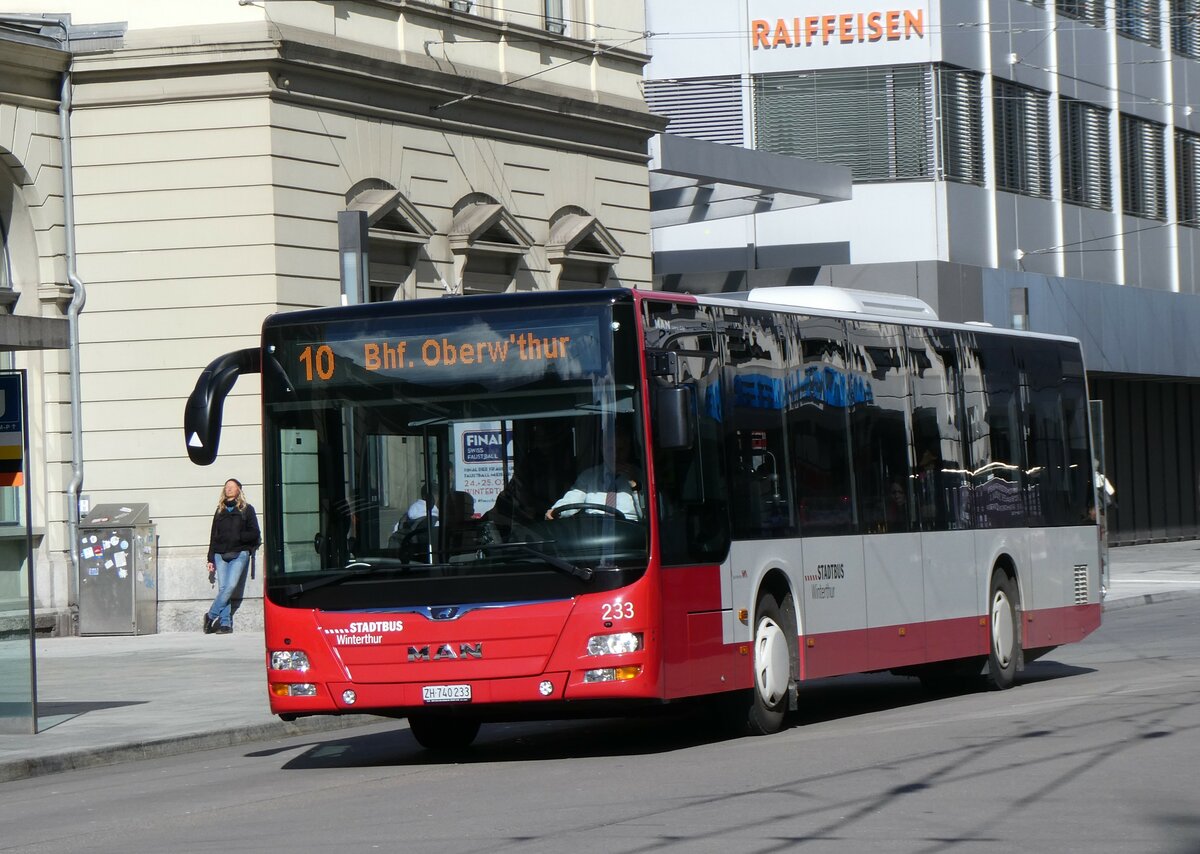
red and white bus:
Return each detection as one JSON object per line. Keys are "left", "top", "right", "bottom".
{"left": 185, "top": 286, "right": 1104, "bottom": 747}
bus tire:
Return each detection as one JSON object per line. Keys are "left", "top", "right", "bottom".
{"left": 407, "top": 714, "right": 481, "bottom": 751}
{"left": 747, "top": 592, "right": 793, "bottom": 735}
{"left": 986, "top": 571, "right": 1021, "bottom": 691}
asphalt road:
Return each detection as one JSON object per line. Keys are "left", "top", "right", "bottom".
{"left": 1, "top": 598, "right": 1197, "bottom": 854}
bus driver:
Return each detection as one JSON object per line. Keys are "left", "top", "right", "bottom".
{"left": 546, "top": 428, "right": 644, "bottom": 520}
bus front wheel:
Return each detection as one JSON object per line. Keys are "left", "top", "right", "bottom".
{"left": 986, "top": 571, "right": 1021, "bottom": 690}
{"left": 747, "top": 593, "right": 793, "bottom": 735}
{"left": 407, "top": 714, "right": 481, "bottom": 751}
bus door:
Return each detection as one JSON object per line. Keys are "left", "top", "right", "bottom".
{"left": 907, "top": 326, "right": 980, "bottom": 662}
{"left": 643, "top": 299, "right": 731, "bottom": 698}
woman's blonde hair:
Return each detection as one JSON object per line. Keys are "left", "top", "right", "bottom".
{"left": 215, "top": 479, "right": 248, "bottom": 514}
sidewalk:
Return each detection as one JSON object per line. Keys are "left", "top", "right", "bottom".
{"left": 1, "top": 540, "right": 1198, "bottom": 783}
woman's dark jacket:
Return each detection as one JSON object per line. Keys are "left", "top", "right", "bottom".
{"left": 208, "top": 501, "right": 261, "bottom": 564}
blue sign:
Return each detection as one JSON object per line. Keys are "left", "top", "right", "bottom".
{"left": 462, "top": 430, "right": 505, "bottom": 463}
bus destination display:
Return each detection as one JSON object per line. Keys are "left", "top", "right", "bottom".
{"left": 286, "top": 314, "right": 606, "bottom": 388}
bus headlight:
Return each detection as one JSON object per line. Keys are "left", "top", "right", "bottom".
{"left": 586, "top": 632, "right": 642, "bottom": 656}
{"left": 270, "top": 650, "right": 311, "bottom": 672}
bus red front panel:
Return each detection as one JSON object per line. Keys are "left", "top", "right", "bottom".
{"left": 264, "top": 574, "right": 666, "bottom": 717}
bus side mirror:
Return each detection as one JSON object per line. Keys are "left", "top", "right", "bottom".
{"left": 184, "top": 348, "right": 261, "bottom": 466}
{"left": 655, "top": 384, "right": 694, "bottom": 450}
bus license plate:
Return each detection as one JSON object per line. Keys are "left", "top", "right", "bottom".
{"left": 422, "top": 684, "right": 472, "bottom": 704}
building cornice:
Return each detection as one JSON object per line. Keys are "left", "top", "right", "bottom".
{"left": 0, "top": 34, "right": 69, "bottom": 108}
{"left": 66, "top": 21, "right": 664, "bottom": 160}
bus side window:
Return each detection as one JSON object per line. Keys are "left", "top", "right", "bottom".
{"left": 786, "top": 316, "right": 855, "bottom": 537}
{"left": 907, "top": 327, "right": 970, "bottom": 531}
{"left": 724, "top": 310, "right": 796, "bottom": 540}
{"left": 847, "top": 321, "right": 915, "bottom": 534}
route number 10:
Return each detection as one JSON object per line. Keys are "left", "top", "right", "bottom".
{"left": 299, "top": 344, "right": 335, "bottom": 381}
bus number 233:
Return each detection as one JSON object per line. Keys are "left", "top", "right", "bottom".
{"left": 602, "top": 601, "right": 634, "bottom": 620}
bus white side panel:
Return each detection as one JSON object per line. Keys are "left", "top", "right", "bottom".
{"left": 972, "top": 529, "right": 1032, "bottom": 615}
{"left": 919, "top": 531, "right": 979, "bottom": 623}
{"left": 724, "top": 536, "right": 867, "bottom": 645}
{"left": 793, "top": 536, "right": 866, "bottom": 638}
{"left": 1027, "top": 526, "right": 1051, "bottom": 612}
{"left": 726, "top": 539, "right": 803, "bottom": 645}
{"left": 863, "top": 533, "right": 924, "bottom": 628}
{"left": 1037, "top": 525, "right": 1098, "bottom": 608}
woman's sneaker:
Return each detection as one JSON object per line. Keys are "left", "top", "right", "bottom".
{"left": 217, "top": 624, "right": 232, "bottom": 634}
{"left": 203, "top": 614, "right": 218, "bottom": 634}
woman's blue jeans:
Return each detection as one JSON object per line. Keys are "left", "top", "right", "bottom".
{"left": 208, "top": 550, "right": 250, "bottom": 628}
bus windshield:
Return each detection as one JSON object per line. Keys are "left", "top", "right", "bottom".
{"left": 261, "top": 299, "right": 648, "bottom": 609}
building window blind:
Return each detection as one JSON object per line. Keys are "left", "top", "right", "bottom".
{"left": 938, "top": 67, "right": 984, "bottom": 185}
{"left": 1120, "top": 114, "right": 1167, "bottom": 219}
{"left": 643, "top": 76, "right": 745, "bottom": 146}
{"left": 544, "top": 0, "right": 566, "bottom": 35}
{"left": 1170, "top": 0, "right": 1200, "bottom": 57}
{"left": 753, "top": 65, "right": 932, "bottom": 182}
{"left": 993, "top": 80, "right": 1052, "bottom": 197}
{"left": 1115, "top": 0, "right": 1162, "bottom": 45}
{"left": 1060, "top": 97, "right": 1112, "bottom": 210}
{"left": 1057, "top": 0, "right": 1105, "bottom": 25}
{"left": 1177, "top": 130, "right": 1200, "bottom": 226}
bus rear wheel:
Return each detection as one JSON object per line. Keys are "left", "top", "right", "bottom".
{"left": 407, "top": 714, "right": 481, "bottom": 751}
{"left": 986, "top": 571, "right": 1021, "bottom": 690}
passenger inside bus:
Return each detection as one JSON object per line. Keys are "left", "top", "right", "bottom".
{"left": 392, "top": 488, "right": 480, "bottom": 560}
{"left": 884, "top": 479, "right": 909, "bottom": 532}
{"left": 487, "top": 422, "right": 564, "bottom": 530}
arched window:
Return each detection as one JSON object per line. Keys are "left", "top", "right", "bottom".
{"left": 546, "top": 206, "right": 623, "bottom": 289}
{"left": 448, "top": 194, "right": 533, "bottom": 294}
{"left": 344, "top": 181, "right": 434, "bottom": 302}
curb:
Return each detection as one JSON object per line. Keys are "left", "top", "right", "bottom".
{"left": 1102, "top": 587, "right": 1200, "bottom": 612}
{"left": 0, "top": 713, "right": 379, "bottom": 785}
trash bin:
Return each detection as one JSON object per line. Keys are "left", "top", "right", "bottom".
{"left": 78, "top": 503, "right": 158, "bottom": 635}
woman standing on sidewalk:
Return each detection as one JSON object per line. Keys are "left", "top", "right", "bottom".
{"left": 204, "top": 478, "right": 261, "bottom": 634}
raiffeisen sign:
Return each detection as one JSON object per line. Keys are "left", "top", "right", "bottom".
{"left": 751, "top": 8, "right": 925, "bottom": 48}
{"left": 747, "top": 1, "right": 936, "bottom": 72}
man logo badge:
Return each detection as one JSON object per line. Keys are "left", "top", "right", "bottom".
{"left": 408, "top": 643, "right": 483, "bottom": 661}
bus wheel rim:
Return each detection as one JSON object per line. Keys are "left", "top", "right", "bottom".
{"left": 755, "top": 617, "right": 789, "bottom": 706}
{"left": 991, "top": 589, "right": 1014, "bottom": 669}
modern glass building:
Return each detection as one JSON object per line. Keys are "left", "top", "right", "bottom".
{"left": 645, "top": 0, "right": 1200, "bottom": 544}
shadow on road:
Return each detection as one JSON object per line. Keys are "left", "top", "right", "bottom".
{"left": 262, "top": 658, "right": 1095, "bottom": 771}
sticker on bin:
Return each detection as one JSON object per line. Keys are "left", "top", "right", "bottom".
{"left": 422, "top": 684, "right": 472, "bottom": 703}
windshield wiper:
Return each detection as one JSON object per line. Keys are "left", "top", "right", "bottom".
{"left": 281, "top": 558, "right": 430, "bottom": 599}
{"left": 485, "top": 541, "right": 594, "bottom": 582}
